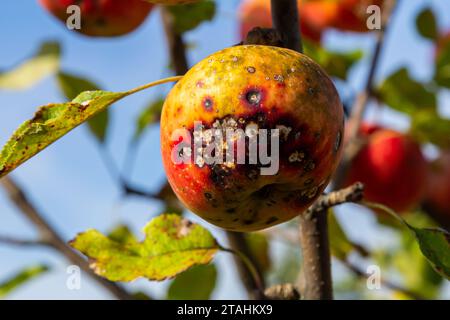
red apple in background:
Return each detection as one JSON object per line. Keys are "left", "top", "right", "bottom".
{"left": 39, "top": 0, "right": 154, "bottom": 37}
{"left": 333, "top": 0, "right": 384, "bottom": 33}
{"left": 426, "top": 152, "right": 450, "bottom": 216}
{"left": 346, "top": 128, "right": 428, "bottom": 213}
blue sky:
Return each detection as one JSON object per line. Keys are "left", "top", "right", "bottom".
{"left": 0, "top": 0, "right": 449, "bottom": 299}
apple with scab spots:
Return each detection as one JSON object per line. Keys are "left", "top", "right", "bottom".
{"left": 161, "top": 45, "right": 344, "bottom": 232}
{"left": 39, "top": 0, "right": 154, "bottom": 37}
{"left": 346, "top": 127, "right": 428, "bottom": 213}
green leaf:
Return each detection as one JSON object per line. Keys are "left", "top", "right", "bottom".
{"left": 304, "top": 41, "right": 363, "bottom": 80}
{"left": 0, "top": 91, "right": 124, "bottom": 178}
{"left": 70, "top": 214, "right": 219, "bottom": 282}
{"left": 408, "top": 225, "right": 450, "bottom": 280}
{"left": 410, "top": 109, "right": 450, "bottom": 149}
{"left": 168, "top": 0, "right": 216, "bottom": 34}
{"left": 0, "top": 76, "right": 182, "bottom": 178}
{"left": 392, "top": 219, "right": 443, "bottom": 299}
{"left": 246, "top": 233, "right": 271, "bottom": 274}
{"left": 416, "top": 8, "right": 438, "bottom": 40}
{"left": 363, "top": 202, "right": 450, "bottom": 281}
{"left": 134, "top": 98, "right": 165, "bottom": 140}
{"left": 0, "top": 265, "right": 49, "bottom": 298}
{"left": 378, "top": 67, "right": 436, "bottom": 114}
{"left": 434, "top": 40, "right": 450, "bottom": 89}
{"left": 0, "top": 42, "right": 60, "bottom": 90}
{"left": 57, "top": 71, "right": 109, "bottom": 142}
{"left": 167, "top": 264, "right": 217, "bottom": 300}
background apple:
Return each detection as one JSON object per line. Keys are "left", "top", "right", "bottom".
{"left": 346, "top": 127, "right": 428, "bottom": 213}
{"left": 39, "top": 0, "right": 154, "bottom": 37}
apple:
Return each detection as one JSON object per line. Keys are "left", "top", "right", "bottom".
{"left": 333, "top": 0, "right": 384, "bottom": 32}
{"left": 346, "top": 128, "right": 428, "bottom": 213}
{"left": 160, "top": 45, "right": 344, "bottom": 231}
{"left": 426, "top": 152, "right": 450, "bottom": 216}
{"left": 39, "top": 0, "right": 154, "bottom": 37}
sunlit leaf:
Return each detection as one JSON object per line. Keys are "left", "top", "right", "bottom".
{"left": 70, "top": 214, "right": 219, "bottom": 282}
{"left": 0, "top": 265, "right": 49, "bottom": 298}
{"left": 0, "top": 76, "right": 182, "bottom": 178}
{"left": 415, "top": 8, "right": 438, "bottom": 40}
{"left": 304, "top": 41, "right": 363, "bottom": 80}
{"left": 378, "top": 67, "right": 436, "bottom": 114}
{"left": 57, "top": 71, "right": 109, "bottom": 143}
{"left": 134, "top": 97, "right": 165, "bottom": 140}
{"left": 0, "top": 42, "right": 60, "bottom": 90}
{"left": 167, "top": 264, "right": 217, "bottom": 300}
{"left": 168, "top": 0, "right": 216, "bottom": 34}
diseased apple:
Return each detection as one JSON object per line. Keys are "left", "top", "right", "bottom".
{"left": 39, "top": 0, "right": 154, "bottom": 37}
{"left": 239, "top": 0, "right": 338, "bottom": 43}
{"left": 426, "top": 152, "right": 450, "bottom": 216}
{"left": 161, "top": 45, "right": 344, "bottom": 231}
{"left": 346, "top": 128, "right": 428, "bottom": 213}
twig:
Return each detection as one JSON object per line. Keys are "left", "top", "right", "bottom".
{"left": 0, "top": 176, "right": 133, "bottom": 300}
{"left": 270, "top": 0, "right": 303, "bottom": 52}
{"left": 304, "top": 183, "right": 364, "bottom": 218}
{"left": 0, "top": 236, "right": 48, "bottom": 247}
{"left": 333, "top": 0, "right": 398, "bottom": 189}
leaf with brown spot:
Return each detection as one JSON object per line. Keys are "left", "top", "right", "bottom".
{"left": 0, "top": 76, "right": 182, "bottom": 178}
{"left": 70, "top": 214, "right": 219, "bottom": 282}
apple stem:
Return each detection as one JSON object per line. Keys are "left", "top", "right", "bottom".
{"left": 270, "top": 0, "right": 303, "bottom": 53}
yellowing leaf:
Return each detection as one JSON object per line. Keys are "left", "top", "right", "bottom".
{"left": 57, "top": 71, "right": 109, "bottom": 142}
{"left": 70, "top": 214, "right": 219, "bottom": 282}
{"left": 0, "top": 91, "right": 125, "bottom": 178}
{"left": 0, "top": 42, "right": 60, "bottom": 90}
{"left": 0, "top": 76, "right": 182, "bottom": 178}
